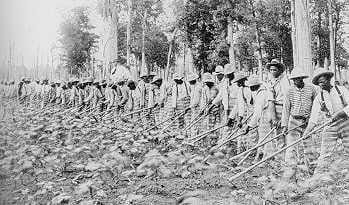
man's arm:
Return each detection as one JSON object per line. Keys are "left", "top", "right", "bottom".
{"left": 281, "top": 90, "right": 291, "bottom": 128}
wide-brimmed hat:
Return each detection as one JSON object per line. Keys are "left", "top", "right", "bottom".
{"left": 173, "top": 73, "right": 184, "bottom": 80}
{"left": 187, "top": 73, "right": 199, "bottom": 82}
{"left": 84, "top": 77, "right": 93, "bottom": 83}
{"left": 246, "top": 76, "right": 262, "bottom": 87}
{"left": 233, "top": 72, "right": 248, "bottom": 83}
{"left": 266, "top": 59, "right": 285, "bottom": 72}
{"left": 289, "top": 69, "right": 309, "bottom": 80}
{"left": 151, "top": 76, "right": 163, "bottom": 84}
{"left": 224, "top": 63, "right": 236, "bottom": 75}
{"left": 214, "top": 65, "right": 224, "bottom": 75}
{"left": 99, "top": 79, "right": 107, "bottom": 86}
{"left": 202, "top": 73, "right": 215, "bottom": 83}
{"left": 312, "top": 67, "right": 334, "bottom": 85}
{"left": 148, "top": 72, "right": 156, "bottom": 77}
{"left": 70, "top": 77, "right": 79, "bottom": 83}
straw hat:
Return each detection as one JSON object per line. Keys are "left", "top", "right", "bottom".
{"left": 312, "top": 67, "right": 334, "bottom": 85}
{"left": 224, "top": 63, "right": 236, "bottom": 75}
{"left": 266, "top": 59, "right": 285, "bottom": 72}
{"left": 214, "top": 65, "right": 224, "bottom": 75}
{"left": 233, "top": 72, "right": 248, "bottom": 83}
{"left": 99, "top": 79, "right": 107, "bottom": 86}
{"left": 246, "top": 76, "right": 262, "bottom": 87}
{"left": 70, "top": 77, "right": 79, "bottom": 83}
{"left": 202, "top": 73, "right": 215, "bottom": 83}
{"left": 84, "top": 77, "right": 93, "bottom": 83}
{"left": 148, "top": 72, "right": 156, "bottom": 77}
{"left": 187, "top": 73, "right": 199, "bottom": 82}
{"left": 151, "top": 76, "right": 163, "bottom": 84}
{"left": 173, "top": 73, "right": 184, "bottom": 80}
{"left": 289, "top": 69, "right": 309, "bottom": 80}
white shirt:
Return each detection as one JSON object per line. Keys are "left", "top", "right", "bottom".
{"left": 309, "top": 85, "right": 349, "bottom": 124}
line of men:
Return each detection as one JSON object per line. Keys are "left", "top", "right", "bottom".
{"left": 1, "top": 59, "right": 349, "bottom": 183}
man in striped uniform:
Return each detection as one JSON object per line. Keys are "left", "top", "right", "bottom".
{"left": 200, "top": 73, "right": 219, "bottom": 147}
{"left": 68, "top": 78, "right": 80, "bottom": 107}
{"left": 265, "top": 59, "right": 291, "bottom": 153}
{"left": 304, "top": 68, "right": 349, "bottom": 179}
{"left": 170, "top": 73, "right": 191, "bottom": 134}
{"left": 214, "top": 65, "right": 225, "bottom": 124}
{"left": 187, "top": 72, "right": 202, "bottom": 138}
{"left": 149, "top": 76, "right": 167, "bottom": 125}
{"left": 281, "top": 69, "right": 317, "bottom": 181}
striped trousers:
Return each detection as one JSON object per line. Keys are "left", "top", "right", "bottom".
{"left": 190, "top": 106, "right": 201, "bottom": 138}
{"left": 314, "top": 119, "right": 349, "bottom": 174}
{"left": 173, "top": 96, "right": 190, "bottom": 133}
{"left": 283, "top": 117, "right": 308, "bottom": 178}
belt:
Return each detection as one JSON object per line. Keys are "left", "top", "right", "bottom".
{"left": 292, "top": 115, "right": 308, "bottom": 121}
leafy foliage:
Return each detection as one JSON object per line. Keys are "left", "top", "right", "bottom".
{"left": 59, "top": 7, "right": 99, "bottom": 76}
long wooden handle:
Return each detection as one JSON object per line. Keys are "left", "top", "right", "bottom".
{"left": 229, "top": 120, "right": 333, "bottom": 181}
{"left": 188, "top": 124, "right": 226, "bottom": 143}
{"left": 229, "top": 123, "right": 304, "bottom": 161}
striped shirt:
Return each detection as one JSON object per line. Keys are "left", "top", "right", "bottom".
{"left": 281, "top": 84, "right": 317, "bottom": 127}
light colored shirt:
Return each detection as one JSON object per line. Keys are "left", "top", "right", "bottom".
{"left": 212, "top": 78, "right": 239, "bottom": 110}
{"left": 200, "top": 85, "right": 218, "bottom": 109}
{"left": 266, "top": 73, "right": 291, "bottom": 105}
{"left": 309, "top": 85, "right": 349, "bottom": 124}
{"left": 190, "top": 83, "right": 202, "bottom": 108}
{"left": 248, "top": 85, "right": 271, "bottom": 127}
{"left": 233, "top": 86, "right": 253, "bottom": 118}
{"left": 281, "top": 84, "right": 317, "bottom": 127}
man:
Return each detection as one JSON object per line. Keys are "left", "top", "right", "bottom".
{"left": 200, "top": 73, "right": 219, "bottom": 147}
{"left": 214, "top": 65, "right": 225, "bottom": 124}
{"left": 281, "top": 69, "right": 317, "bottom": 180}
{"left": 187, "top": 72, "right": 202, "bottom": 137}
{"left": 170, "top": 73, "right": 191, "bottom": 133}
{"left": 303, "top": 68, "right": 349, "bottom": 177}
{"left": 265, "top": 59, "right": 291, "bottom": 152}
{"left": 21, "top": 78, "right": 32, "bottom": 106}
{"left": 243, "top": 76, "right": 272, "bottom": 161}
{"left": 40, "top": 79, "right": 52, "bottom": 109}
{"left": 104, "top": 80, "right": 116, "bottom": 111}
{"left": 125, "top": 80, "right": 141, "bottom": 114}
{"left": 84, "top": 79, "right": 102, "bottom": 111}
{"left": 229, "top": 72, "right": 253, "bottom": 151}
{"left": 149, "top": 75, "right": 167, "bottom": 125}
{"left": 117, "top": 77, "right": 129, "bottom": 113}
{"left": 229, "top": 72, "right": 253, "bottom": 127}
{"left": 68, "top": 78, "right": 80, "bottom": 107}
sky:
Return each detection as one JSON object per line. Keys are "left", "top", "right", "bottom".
{"left": 0, "top": 0, "right": 105, "bottom": 69}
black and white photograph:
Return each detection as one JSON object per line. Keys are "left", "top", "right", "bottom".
{"left": 0, "top": 0, "right": 349, "bottom": 204}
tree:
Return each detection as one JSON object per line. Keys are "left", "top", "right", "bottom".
{"left": 59, "top": 7, "right": 99, "bottom": 77}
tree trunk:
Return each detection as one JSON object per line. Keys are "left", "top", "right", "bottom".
{"left": 317, "top": 8, "right": 321, "bottom": 67}
{"left": 328, "top": 0, "right": 335, "bottom": 78}
{"left": 141, "top": 11, "right": 147, "bottom": 76}
{"left": 250, "top": 0, "right": 263, "bottom": 79}
{"left": 227, "top": 16, "right": 236, "bottom": 69}
{"left": 290, "top": 0, "right": 297, "bottom": 68}
{"left": 165, "top": 29, "right": 177, "bottom": 81}
{"left": 126, "top": 0, "right": 131, "bottom": 67}
{"left": 293, "top": 0, "right": 313, "bottom": 77}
